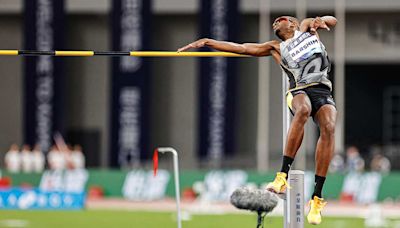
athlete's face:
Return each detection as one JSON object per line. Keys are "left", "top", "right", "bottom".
{"left": 272, "top": 16, "right": 298, "bottom": 40}
{"left": 272, "top": 17, "right": 291, "bottom": 31}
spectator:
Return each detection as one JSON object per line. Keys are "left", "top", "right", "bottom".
{"left": 346, "top": 146, "right": 365, "bottom": 173}
{"left": 65, "top": 144, "right": 74, "bottom": 170}
{"left": 5, "top": 144, "right": 21, "bottom": 173}
{"left": 70, "top": 144, "right": 85, "bottom": 169}
{"left": 47, "top": 145, "right": 66, "bottom": 171}
{"left": 32, "top": 144, "right": 45, "bottom": 173}
{"left": 21, "top": 144, "right": 33, "bottom": 173}
{"left": 370, "top": 152, "right": 391, "bottom": 174}
{"left": 329, "top": 153, "right": 345, "bottom": 173}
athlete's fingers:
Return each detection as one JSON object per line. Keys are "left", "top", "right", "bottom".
{"left": 310, "top": 18, "right": 321, "bottom": 34}
{"left": 178, "top": 43, "right": 197, "bottom": 52}
{"left": 321, "top": 22, "right": 330, "bottom": 31}
{"left": 310, "top": 19, "right": 316, "bottom": 31}
{"left": 177, "top": 40, "right": 207, "bottom": 52}
{"left": 193, "top": 40, "right": 207, "bottom": 48}
{"left": 310, "top": 18, "right": 330, "bottom": 33}
{"left": 177, "top": 44, "right": 192, "bottom": 52}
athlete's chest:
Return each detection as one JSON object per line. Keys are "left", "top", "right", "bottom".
{"left": 280, "top": 32, "right": 324, "bottom": 68}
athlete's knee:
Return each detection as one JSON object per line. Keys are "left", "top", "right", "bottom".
{"left": 320, "top": 121, "right": 335, "bottom": 137}
{"left": 294, "top": 105, "right": 311, "bottom": 121}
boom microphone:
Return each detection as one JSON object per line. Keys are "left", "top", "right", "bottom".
{"left": 230, "top": 187, "right": 278, "bottom": 213}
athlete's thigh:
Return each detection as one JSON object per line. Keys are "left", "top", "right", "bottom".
{"left": 291, "top": 93, "right": 312, "bottom": 114}
{"left": 315, "top": 104, "right": 337, "bottom": 126}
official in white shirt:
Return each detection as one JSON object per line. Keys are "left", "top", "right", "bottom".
{"left": 32, "top": 144, "right": 45, "bottom": 173}
{"left": 5, "top": 144, "right": 21, "bottom": 173}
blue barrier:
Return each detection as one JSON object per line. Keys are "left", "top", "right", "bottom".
{"left": 0, "top": 188, "right": 86, "bottom": 210}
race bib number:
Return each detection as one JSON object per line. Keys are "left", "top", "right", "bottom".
{"left": 288, "top": 33, "right": 322, "bottom": 62}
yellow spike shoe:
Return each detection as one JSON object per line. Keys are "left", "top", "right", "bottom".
{"left": 266, "top": 172, "right": 290, "bottom": 194}
{"left": 307, "top": 196, "right": 327, "bottom": 225}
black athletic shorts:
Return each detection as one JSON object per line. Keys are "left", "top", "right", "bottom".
{"left": 286, "top": 84, "right": 336, "bottom": 118}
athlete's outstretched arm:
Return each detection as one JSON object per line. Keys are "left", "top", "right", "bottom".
{"left": 300, "top": 16, "right": 337, "bottom": 33}
{"left": 177, "top": 38, "right": 279, "bottom": 57}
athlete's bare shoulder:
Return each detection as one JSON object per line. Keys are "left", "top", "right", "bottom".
{"left": 263, "top": 40, "right": 281, "bottom": 53}
{"left": 267, "top": 40, "right": 282, "bottom": 63}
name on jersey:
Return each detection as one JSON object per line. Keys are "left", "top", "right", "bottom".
{"left": 287, "top": 33, "right": 321, "bottom": 62}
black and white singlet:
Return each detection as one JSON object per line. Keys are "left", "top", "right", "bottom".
{"left": 279, "top": 31, "right": 332, "bottom": 92}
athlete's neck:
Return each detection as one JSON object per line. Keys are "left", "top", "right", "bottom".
{"left": 281, "top": 30, "right": 297, "bottom": 41}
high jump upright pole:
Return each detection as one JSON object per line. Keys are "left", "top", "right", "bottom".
{"left": 282, "top": 1, "right": 307, "bottom": 228}
{"left": 256, "top": 0, "right": 271, "bottom": 172}
{"left": 334, "top": 0, "right": 346, "bottom": 155}
{"left": 294, "top": 0, "right": 308, "bottom": 172}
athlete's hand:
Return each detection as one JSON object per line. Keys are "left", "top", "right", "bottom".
{"left": 177, "top": 38, "right": 209, "bottom": 52}
{"left": 310, "top": 17, "right": 330, "bottom": 33}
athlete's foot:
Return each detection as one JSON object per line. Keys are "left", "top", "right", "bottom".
{"left": 266, "top": 172, "right": 290, "bottom": 194}
{"left": 307, "top": 196, "right": 327, "bottom": 225}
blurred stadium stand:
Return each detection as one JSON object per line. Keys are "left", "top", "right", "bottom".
{"left": 0, "top": 0, "right": 400, "bottom": 171}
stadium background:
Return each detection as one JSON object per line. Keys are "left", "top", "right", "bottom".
{"left": 0, "top": 0, "right": 399, "bottom": 228}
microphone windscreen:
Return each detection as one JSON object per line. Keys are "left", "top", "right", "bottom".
{"left": 230, "top": 187, "right": 278, "bottom": 213}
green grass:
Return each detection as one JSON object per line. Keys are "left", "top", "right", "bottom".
{"left": 0, "top": 210, "right": 395, "bottom": 228}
